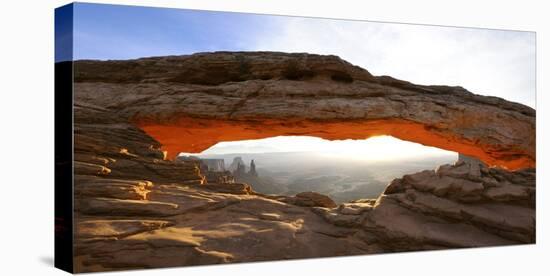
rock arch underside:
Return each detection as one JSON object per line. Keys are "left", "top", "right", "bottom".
{"left": 72, "top": 52, "right": 535, "bottom": 272}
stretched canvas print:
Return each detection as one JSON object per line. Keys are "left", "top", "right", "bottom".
{"left": 55, "top": 2, "right": 536, "bottom": 273}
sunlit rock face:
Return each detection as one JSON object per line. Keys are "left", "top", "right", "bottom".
{"left": 71, "top": 52, "right": 535, "bottom": 272}
{"left": 75, "top": 51, "right": 535, "bottom": 170}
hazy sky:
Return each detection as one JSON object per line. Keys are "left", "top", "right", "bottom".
{"left": 72, "top": 3, "right": 535, "bottom": 107}
{"left": 192, "top": 136, "right": 457, "bottom": 161}
{"left": 71, "top": 3, "right": 535, "bottom": 158}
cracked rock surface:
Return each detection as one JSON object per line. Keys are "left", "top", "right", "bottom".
{"left": 71, "top": 52, "right": 535, "bottom": 272}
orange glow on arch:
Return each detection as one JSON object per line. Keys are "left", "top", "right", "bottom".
{"left": 134, "top": 116, "right": 535, "bottom": 170}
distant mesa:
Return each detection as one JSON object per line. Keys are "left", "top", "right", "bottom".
{"left": 201, "top": 158, "right": 226, "bottom": 172}
{"left": 228, "top": 156, "right": 246, "bottom": 172}
{"left": 233, "top": 158, "right": 258, "bottom": 178}
{"left": 249, "top": 159, "right": 258, "bottom": 177}
{"left": 175, "top": 155, "right": 269, "bottom": 190}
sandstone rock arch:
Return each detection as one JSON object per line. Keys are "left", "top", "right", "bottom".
{"left": 71, "top": 52, "right": 536, "bottom": 271}
{"left": 75, "top": 51, "right": 535, "bottom": 170}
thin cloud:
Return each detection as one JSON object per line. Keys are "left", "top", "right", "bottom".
{"left": 253, "top": 17, "right": 536, "bottom": 107}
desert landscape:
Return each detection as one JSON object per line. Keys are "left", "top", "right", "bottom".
{"left": 184, "top": 151, "right": 457, "bottom": 202}
{"left": 69, "top": 52, "right": 535, "bottom": 272}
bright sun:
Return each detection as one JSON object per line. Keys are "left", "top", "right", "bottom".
{"left": 184, "top": 135, "right": 457, "bottom": 162}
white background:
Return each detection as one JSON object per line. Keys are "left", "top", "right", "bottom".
{"left": 0, "top": 0, "right": 547, "bottom": 275}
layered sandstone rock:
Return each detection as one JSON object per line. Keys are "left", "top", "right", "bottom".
{"left": 313, "top": 160, "right": 535, "bottom": 250}
{"left": 71, "top": 51, "right": 535, "bottom": 272}
{"left": 75, "top": 52, "right": 535, "bottom": 170}
{"left": 72, "top": 102, "right": 373, "bottom": 272}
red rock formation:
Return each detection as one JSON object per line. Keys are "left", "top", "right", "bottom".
{"left": 70, "top": 52, "right": 536, "bottom": 272}
{"left": 75, "top": 52, "right": 535, "bottom": 170}
{"left": 137, "top": 117, "right": 533, "bottom": 170}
